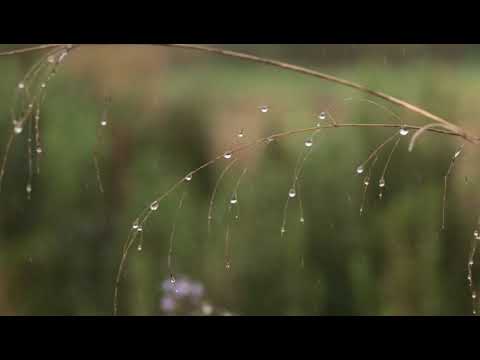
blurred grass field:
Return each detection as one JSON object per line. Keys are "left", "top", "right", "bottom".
{"left": 0, "top": 44, "right": 479, "bottom": 315}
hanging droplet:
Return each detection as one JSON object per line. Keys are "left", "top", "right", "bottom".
{"left": 473, "top": 293, "right": 477, "bottom": 299}
{"left": 399, "top": 127, "right": 409, "bottom": 136}
{"left": 318, "top": 112, "right": 327, "bottom": 120}
{"left": 304, "top": 139, "right": 313, "bottom": 148}
{"left": 26, "top": 184, "right": 32, "bottom": 194}
{"left": 137, "top": 226, "right": 143, "bottom": 233}
{"left": 469, "top": 260, "right": 474, "bottom": 266}
{"left": 356, "top": 165, "right": 365, "bottom": 174}
{"left": 28, "top": 103, "right": 33, "bottom": 109}
{"left": 18, "top": 82, "right": 25, "bottom": 89}
{"left": 288, "top": 188, "right": 297, "bottom": 198}
{"left": 40, "top": 83, "right": 47, "bottom": 89}
{"left": 454, "top": 149, "right": 463, "bottom": 159}
{"left": 474, "top": 230, "right": 480, "bottom": 240}
{"left": 225, "top": 262, "right": 231, "bottom": 270}
{"left": 47, "top": 55, "right": 56, "bottom": 64}
{"left": 280, "top": 227, "right": 286, "bottom": 235}
{"left": 379, "top": 178, "right": 386, "bottom": 188}
{"left": 36, "top": 147, "right": 43, "bottom": 154}
{"left": 185, "top": 173, "right": 193, "bottom": 181}
{"left": 150, "top": 201, "right": 159, "bottom": 211}
{"left": 101, "top": 120, "right": 108, "bottom": 127}
{"left": 224, "top": 151, "right": 233, "bottom": 160}
{"left": 259, "top": 105, "right": 269, "bottom": 113}
{"left": 132, "top": 221, "right": 139, "bottom": 230}
{"left": 14, "top": 123, "right": 23, "bottom": 135}
{"left": 363, "top": 178, "right": 370, "bottom": 186}
{"left": 137, "top": 244, "right": 143, "bottom": 252}
{"left": 300, "top": 217, "right": 305, "bottom": 223}
{"left": 237, "top": 129, "right": 244, "bottom": 138}
{"left": 230, "top": 194, "right": 238, "bottom": 205}
{"left": 170, "top": 274, "right": 176, "bottom": 285}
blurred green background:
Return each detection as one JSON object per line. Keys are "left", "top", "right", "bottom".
{"left": 0, "top": 44, "right": 479, "bottom": 315}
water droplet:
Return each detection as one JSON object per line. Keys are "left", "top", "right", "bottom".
{"left": 150, "top": 201, "right": 159, "bottom": 211}
{"left": 170, "top": 274, "right": 176, "bottom": 284}
{"left": 230, "top": 194, "right": 238, "bottom": 205}
{"left": 379, "top": 192, "right": 383, "bottom": 200}
{"left": 356, "top": 165, "right": 364, "bottom": 174}
{"left": 26, "top": 184, "right": 32, "bottom": 193}
{"left": 379, "top": 178, "right": 386, "bottom": 188}
{"left": 137, "top": 226, "right": 143, "bottom": 233}
{"left": 237, "top": 129, "right": 244, "bottom": 138}
{"left": 399, "top": 127, "right": 409, "bottom": 136}
{"left": 468, "top": 274, "right": 472, "bottom": 281}
{"left": 36, "top": 147, "right": 43, "bottom": 154}
{"left": 47, "top": 55, "right": 55, "bottom": 64}
{"left": 224, "top": 151, "right": 233, "bottom": 160}
{"left": 364, "top": 178, "right": 370, "bottom": 186}
{"left": 473, "top": 293, "right": 477, "bottom": 299}
{"left": 304, "top": 139, "right": 313, "bottom": 148}
{"left": 14, "top": 124, "right": 23, "bottom": 135}
{"left": 101, "top": 120, "right": 107, "bottom": 127}
{"left": 318, "top": 112, "right": 327, "bottom": 120}
{"left": 28, "top": 103, "right": 33, "bottom": 109}
{"left": 288, "top": 188, "right": 297, "bottom": 198}
{"left": 280, "top": 227, "right": 286, "bottom": 235}
{"left": 454, "top": 149, "right": 462, "bottom": 159}
{"left": 18, "top": 82, "right": 25, "bottom": 89}
{"left": 137, "top": 244, "right": 143, "bottom": 252}
{"left": 185, "top": 173, "right": 193, "bottom": 181}
{"left": 474, "top": 230, "right": 480, "bottom": 240}
{"left": 225, "top": 262, "right": 231, "bottom": 270}
{"left": 132, "top": 221, "right": 139, "bottom": 230}
{"left": 300, "top": 217, "right": 305, "bottom": 223}
{"left": 40, "top": 83, "right": 46, "bottom": 89}
{"left": 259, "top": 105, "right": 269, "bottom": 113}
{"left": 469, "top": 260, "right": 475, "bottom": 266}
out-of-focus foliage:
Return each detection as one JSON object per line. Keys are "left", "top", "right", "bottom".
{"left": 0, "top": 44, "right": 479, "bottom": 315}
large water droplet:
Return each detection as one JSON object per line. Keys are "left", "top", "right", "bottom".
{"left": 379, "top": 178, "right": 386, "bottom": 188}
{"left": 101, "top": 120, "right": 107, "bottom": 127}
{"left": 399, "top": 127, "right": 409, "bottom": 136}
{"left": 356, "top": 165, "right": 364, "bottom": 174}
{"left": 26, "top": 184, "right": 32, "bottom": 193}
{"left": 137, "top": 244, "right": 143, "bottom": 252}
{"left": 318, "top": 112, "right": 327, "bottom": 120}
{"left": 18, "top": 82, "right": 25, "bottom": 89}
{"left": 14, "top": 124, "right": 23, "bottom": 135}
{"left": 40, "top": 83, "right": 47, "bottom": 89}
{"left": 224, "top": 151, "right": 233, "bottom": 160}
{"left": 259, "top": 105, "right": 269, "bottom": 113}
{"left": 150, "top": 201, "right": 159, "bottom": 211}
{"left": 305, "top": 139, "right": 313, "bottom": 148}
{"left": 230, "top": 194, "right": 238, "bottom": 205}
{"left": 300, "top": 217, "right": 305, "bottom": 224}
{"left": 288, "top": 188, "right": 297, "bottom": 198}
{"left": 36, "top": 147, "right": 43, "bottom": 154}
{"left": 185, "top": 173, "right": 193, "bottom": 181}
